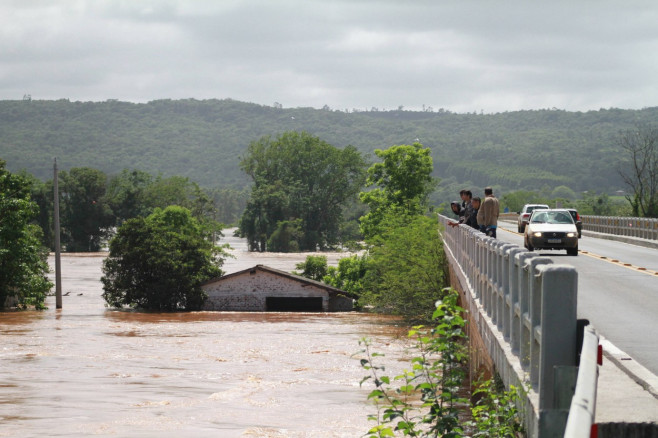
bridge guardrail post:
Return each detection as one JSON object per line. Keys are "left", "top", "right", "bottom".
{"left": 503, "top": 247, "right": 523, "bottom": 342}
{"left": 474, "top": 235, "right": 483, "bottom": 300}
{"left": 497, "top": 243, "right": 515, "bottom": 333}
{"left": 490, "top": 239, "right": 501, "bottom": 321}
{"left": 528, "top": 257, "right": 554, "bottom": 390}
{"left": 508, "top": 248, "right": 526, "bottom": 352}
{"left": 484, "top": 237, "right": 496, "bottom": 316}
{"left": 536, "top": 264, "right": 578, "bottom": 411}
{"left": 519, "top": 254, "right": 551, "bottom": 373}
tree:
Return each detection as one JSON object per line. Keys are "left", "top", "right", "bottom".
{"left": 0, "top": 160, "right": 52, "bottom": 309}
{"left": 59, "top": 167, "right": 114, "bottom": 251}
{"left": 359, "top": 142, "right": 437, "bottom": 239}
{"left": 294, "top": 255, "right": 329, "bottom": 282}
{"left": 239, "top": 180, "right": 290, "bottom": 251}
{"left": 324, "top": 254, "right": 370, "bottom": 298}
{"left": 143, "top": 175, "right": 216, "bottom": 221}
{"left": 19, "top": 171, "right": 55, "bottom": 249}
{"left": 101, "top": 206, "right": 226, "bottom": 311}
{"left": 551, "top": 185, "right": 577, "bottom": 201}
{"left": 360, "top": 213, "right": 449, "bottom": 322}
{"left": 105, "top": 169, "right": 153, "bottom": 223}
{"left": 617, "top": 124, "right": 658, "bottom": 217}
{"left": 239, "top": 131, "right": 367, "bottom": 251}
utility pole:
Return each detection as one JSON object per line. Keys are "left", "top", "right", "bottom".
{"left": 54, "top": 158, "right": 62, "bottom": 309}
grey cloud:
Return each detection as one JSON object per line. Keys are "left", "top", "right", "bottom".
{"left": 1, "top": 0, "right": 657, "bottom": 112}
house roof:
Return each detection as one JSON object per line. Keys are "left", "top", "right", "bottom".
{"left": 201, "top": 265, "right": 358, "bottom": 299}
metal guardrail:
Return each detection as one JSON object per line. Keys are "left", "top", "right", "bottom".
{"left": 582, "top": 215, "right": 658, "bottom": 241}
{"left": 439, "top": 214, "right": 599, "bottom": 437}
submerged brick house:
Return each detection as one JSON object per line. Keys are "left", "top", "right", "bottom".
{"left": 201, "top": 265, "right": 356, "bottom": 312}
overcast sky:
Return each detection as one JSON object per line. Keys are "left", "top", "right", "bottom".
{"left": 2, "top": 0, "right": 657, "bottom": 113}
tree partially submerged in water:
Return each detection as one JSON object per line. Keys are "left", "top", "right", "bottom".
{"left": 101, "top": 206, "right": 226, "bottom": 311}
{"left": 239, "top": 131, "right": 367, "bottom": 251}
{"left": 0, "top": 159, "right": 52, "bottom": 309}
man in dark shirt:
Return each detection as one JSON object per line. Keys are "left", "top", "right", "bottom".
{"left": 465, "top": 197, "right": 480, "bottom": 229}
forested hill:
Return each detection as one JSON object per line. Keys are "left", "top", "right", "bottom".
{"left": 2, "top": 98, "right": 657, "bottom": 195}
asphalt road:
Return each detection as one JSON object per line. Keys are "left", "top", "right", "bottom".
{"left": 496, "top": 220, "right": 658, "bottom": 376}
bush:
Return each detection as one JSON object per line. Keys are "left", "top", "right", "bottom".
{"left": 360, "top": 213, "right": 449, "bottom": 322}
{"left": 101, "top": 206, "right": 225, "bottom": 311}
{"left": 294, "top": 255, "right": 329, "bottom": 282}
{"left": 0, "top": 160, "right": 52, "bottom": 309}
{"left": 357, "top": 289, "right": 468, "bottom": 437}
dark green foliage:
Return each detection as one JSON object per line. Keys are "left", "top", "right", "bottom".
{"left": 105, "top": 169, "right": 153, "bottom": 223}
{"left": 239, "top": 131, "right": 367, "bottom": 251}
{"left": 59, "top": 167, "right": 115, "bottom": 251}
{"left": 295, "top": 253, "right": 370, "bottom": 299}
{"left": 324, "top": 254, "right": 370, "bottom": 298}
{"left": 497, "top": 188, "right": 631, "bottom": 217}
{"left": 21, "top": 171, "right": 54, "bottom": 248}
{"left": 468, "top": 377, "right": 525, "bottom": 437}
{"left": 0, "top": 160, "right": 52, "bottom": 309}
{"left": 361, "top": 213, "right": 449, "bottom": 323}
{"left": 360, "top": 143, "right": 437, "bottom": 239}
{"left": 267, "top": 219, "right": 303, "bottom": 252}
{"left": 101, "top": 206, "right": 225, "bottom": 311}
{"left": 294, "top": 255, "right": 329, "bottom": 282}
{"left": 3, "top": 100, "right": 658, "bottom": 198}
{"left": 500, "top": 190, "right": 549, "bottom": 213}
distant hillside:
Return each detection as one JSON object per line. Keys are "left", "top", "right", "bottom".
{"left": 2, "top": 98, "right": 657, "bottom": 197}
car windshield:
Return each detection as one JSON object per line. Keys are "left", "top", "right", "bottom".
{"left": 531, "top": 211, "right": 574, "bottom": 224}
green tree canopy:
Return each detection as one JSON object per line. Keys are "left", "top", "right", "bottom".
{"left": 294, "top": 255, "right": 329, "bottom": 282}
{"left": 101, "top": 206, "right": 226, "bottom": 311}
{"left": 359, "top": 142, "right": 437, "bottom": 239}
{"left": 105, "top": 169, "right": 153, "bottom": 223}
{"left": 360, "top": 212, "right": 448, "bottom": 322}
{"left": 59, "top": 167, "right": 114, "bottom": 251}
{"left": 239, "top": 131, "right": 367, "bottom": 251}
{"left": 0, "top": 159, "right": 52, "bottom": 309}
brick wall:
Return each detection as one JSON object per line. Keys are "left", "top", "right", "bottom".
{"left": 202, "top": 270, "right": 331, "bottom": 311}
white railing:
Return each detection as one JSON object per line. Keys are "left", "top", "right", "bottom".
{"left": 582, "top": 215, "right": 658, "bottom": 241}
{"left": 439, "top": 215, "right": 599, "bottom": 437}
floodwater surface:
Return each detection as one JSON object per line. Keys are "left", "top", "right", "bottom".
{"left": 0, "top": 232, "right": 409, "bottom": 437}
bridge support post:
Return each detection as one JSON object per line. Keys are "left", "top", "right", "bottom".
{"left": 537, "top": 264, "right": 578, "bottom": 410}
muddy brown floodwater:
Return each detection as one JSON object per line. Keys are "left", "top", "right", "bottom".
{"left": 0, "top": 230, "right": 411, "bottom": 438}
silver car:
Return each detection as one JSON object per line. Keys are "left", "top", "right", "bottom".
{"left": 524, "top": 209, "right": 579, "bottom": 256}
{"left": 517, "top": 203, "right": 549, "bottom": 233}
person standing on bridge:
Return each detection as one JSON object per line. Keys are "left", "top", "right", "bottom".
{"left": 466, "top": 196, "right": 480, "bottom": 229}
{"left": 477, "top": 187, "right": 499, "bottom": 238}
{"left": 449, "top": 190, "right": 476, "bottom": 228}
{"left": 449, "top": 201, "right": 462, "bottom": 218}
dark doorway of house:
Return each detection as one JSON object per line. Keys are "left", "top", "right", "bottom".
{"left": 266, "top": 297, "right": 323, "bottom": 311}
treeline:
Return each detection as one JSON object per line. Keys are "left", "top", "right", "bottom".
{"left": 23, "top": 167, "right": 248, "bottom": 251}
{"left": 2, "top": 98, "right": 658, "bottom": 199}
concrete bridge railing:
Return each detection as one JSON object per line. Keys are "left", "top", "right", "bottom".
{"left": 439, "top": 214, "right": 599, "bottom": 437}
{"left": 582, "top": 215, "right": 658, "bottom": 241}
